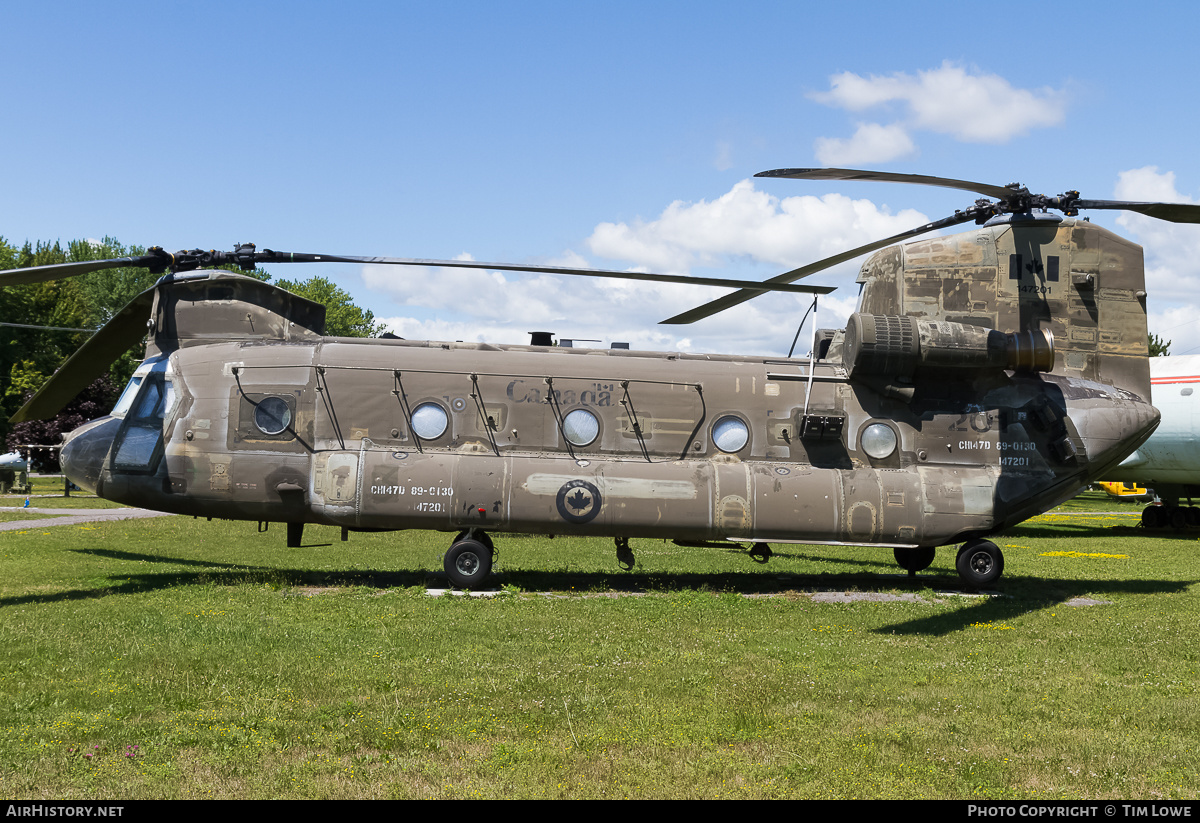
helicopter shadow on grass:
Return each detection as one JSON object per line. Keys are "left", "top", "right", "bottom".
{"left": 737, "top": 546, "right": 1196, "bottom": 635}
{"left": 5, "top": 547, "right": 1191, "bottom": 638}
{"left": 7, "top": 544, "right": 930, "bottom": 607}
{"left": 999, "top": 523, "right": 1199, "bottom": 540}
{"left": 493, "top": 540, "right": 935, "bottom": 594}
{"left": 0, "top": 547, "right": 432, "bottom": 609}
{"left": 870, "top": 574, "right": 1197, "bottom": 636}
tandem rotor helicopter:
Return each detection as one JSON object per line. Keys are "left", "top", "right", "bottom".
{"left": 5, "top": 167, "right": 1195, "bottom": 589}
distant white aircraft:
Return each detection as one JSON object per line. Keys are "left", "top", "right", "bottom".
{"left": 0, "top": 451, "right": 27, "bottom": 472}
{"left": 1107, "top": 355, "right": 1200, "bottom": 527}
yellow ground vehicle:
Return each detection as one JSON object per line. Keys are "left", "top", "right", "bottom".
{"left": 1098, "top": 481, "right": 1153, "bottom": 500}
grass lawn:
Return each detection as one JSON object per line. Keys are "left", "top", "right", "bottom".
{"left": 0, "top": 489, "right": 1195, "bottom": 799}
{"left": 1, "top": 475, "right": 126, "bottom": 510}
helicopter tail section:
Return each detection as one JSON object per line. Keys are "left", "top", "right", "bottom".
{"left": 1048, "top": 221, "right": 1151, "bottom": 402}
{"left": 856, "top": 217, "right": 1151, "bottom": 401}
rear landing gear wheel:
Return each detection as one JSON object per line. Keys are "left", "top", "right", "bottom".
{"left": 444, "top": 538, "right": 493, "bottom": 589}
{"left": 1142, "top": 504, "right": 1165, "bottom": 529}
{"left": 956, "top": 539, "right": 1003, "bottom": 588}
{"left": 894, "top": 547, "right": 935, "bottom": 575}
{"left": 1170, "top": 506, "right": 1190, "bottom": 530}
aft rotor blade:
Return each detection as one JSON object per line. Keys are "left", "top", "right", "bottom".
{"left": 659, "top": 210, "right": 976, "bottom": 325}
{"left": 10, "top": 288, "right": 155, "bottom": 423}
{"left": 1073, "top": 199, "right": 1200, "bottom": 223}
{"left": 756, "top": 168, "right": 1018, "bottom": 201}
{"left": 258, "top": 251, "right": 835, "bottom": 295}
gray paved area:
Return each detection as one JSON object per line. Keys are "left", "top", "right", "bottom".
{"left": 0, "top": 507, "right": 174, "bottom": 532}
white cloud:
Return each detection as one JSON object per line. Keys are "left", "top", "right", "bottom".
{"left": 814, "top": 122, "right": 916, "bottom": 167}
{"left": 810, "top": 62, "right": 1068, "bottom": 160}
{"left": 1108, "top": 167, "right": 1200, "bottom": 355}
{"left": 354, "top": 171, "right": 1200, "bottom": 365}
{"left": 356, "top": 179, "right": 930, "bottom": 357}
{"left": 374, "top": 286, "right": 863, "bottom": 360}
{"left": 1148, "top": 304, "right": 1200, "bottom": 358}
{"left": 1113, "top": 167, "right": 1200, "bottom": 303}
{"left": 714, "top": 140, "right": 734, "bottom": 171}
{"left": 586, "top": 178, "right": 928, "bottom": 272}
{"left": 1114, "top": 167, "right": 1192, "bottom": 204}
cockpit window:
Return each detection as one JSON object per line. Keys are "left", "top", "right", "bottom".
{"left": 132, "top": 380, "right": 164, "bottom": 420}
{"left": 112, "top": 376, "right": 143, "bottom": 417}
{"left": 110, "top": 359, "right": 175, "bottom": 474}
{"left": 113, "top": 359, "right": 175, "bottom": 420}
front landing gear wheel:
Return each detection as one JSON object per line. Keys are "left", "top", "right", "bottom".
{"left": 956, "top": 539, "right": 1004, "bottom": 588}
{"left": 894, "top": 547, "right": 935, "bottom": 576}
{"left": 444, "top": 538, "right": 493, "bottom": 589}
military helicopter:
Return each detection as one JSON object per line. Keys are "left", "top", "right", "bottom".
{"left": 4, "top": 167, "right": 1192, "bottom": 589}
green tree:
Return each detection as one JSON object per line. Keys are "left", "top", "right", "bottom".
{"left": 0, "top": 239, "right": 92, "bottom": 441}
{"left": 1149, "top": 333, "right": 1171, "bottom": 357}
{"left": 71, "top": 237, "right": 158, "bottom": 326}
{"left": 272, "top": 275, "right": 386, "bottom": 338}
{"left": 0, "top": 244, "right": 383, "bottom": 446}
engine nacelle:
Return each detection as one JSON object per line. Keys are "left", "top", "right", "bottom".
{"left": 844, "top": 313, "right": 1054, "bottom": 380}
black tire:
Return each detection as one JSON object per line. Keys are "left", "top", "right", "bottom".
{"left": 956, "top": 539, "right": 1004, "bottom": 588}
{"left": 444, "top": 538, "right": 493, "bottom": 589}
{"left": 894, "top": 546, "right": 935, "bottom": 573}
{"left": 1170, "top": 506, "right": 1190, "bottom": 530}
{"left": 1142, "top": 505, "right": 1164, "bottom": 529}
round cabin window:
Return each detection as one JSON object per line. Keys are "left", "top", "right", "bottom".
{"left": 861, "top": 422, "right": 898, "bottom": 459}
{"left": 411, "top": 402, "right": 449, "bottom": 440}
{"left": 563, "top": 409, "right": 599, "bottom": 447}
{"left": 254, "top": 396, "right": 292, "bottom": 435}
{"left": 712, "top": 416, "right": 749, "bottom": 453}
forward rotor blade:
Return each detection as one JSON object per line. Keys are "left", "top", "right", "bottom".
{"left": 258, "top": 251, "right": 836, "bottom": 295}
{"left": 0, "top": 255, "right": 162, "bottom": 287}
{"left": 1073, "top": 199, "right": 1200, "bottom": 223}
{"left": 659, "top": 210, "right": 976, "bottom": 325}
{"left": 3, "top": 247, "right": 833, "bottom": 296}
{"left": 10, "top": 288, "right": 155, "bottom": 423}
{"left": 756, "top": 168, "right": 1017, "bottom": 201}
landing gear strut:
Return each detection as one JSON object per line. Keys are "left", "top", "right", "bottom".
{"left": 444, "top": 530, "right": 494, "bottom": 589}
{"left": 748, "top": 542, "right": 773, "bottom": 563}
{"left": 616, "top": 536, "right": 635, "bottom": 570}
{"left": 894, "top": 546, "right": 935, "bottom": 576}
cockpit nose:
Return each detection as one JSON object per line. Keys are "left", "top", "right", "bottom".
{"left": 59, "top": 416, "right": 121, "bottom": 495}
{"left": 1070, "top": 389, "right": 1161, "bottom": 477}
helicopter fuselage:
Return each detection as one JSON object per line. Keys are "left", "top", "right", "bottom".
{"left": 60, "top": 333, "right": 1157, "bottom": 551}
{"left": 10, "top": 166, "right": 1195, "bottom": 587}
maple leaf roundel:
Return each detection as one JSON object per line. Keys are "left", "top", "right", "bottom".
{"left": 555, "top": 479, "right": 602, "bottom": 524}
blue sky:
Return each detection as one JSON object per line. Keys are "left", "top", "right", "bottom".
{"left": 4, "top": 1, "right": 1200, "bottom": 356}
